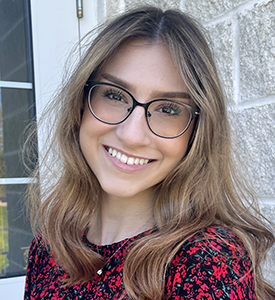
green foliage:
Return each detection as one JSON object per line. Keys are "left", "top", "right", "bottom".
{"left": 0, "top": 205, "right": 9, "bottom": 273}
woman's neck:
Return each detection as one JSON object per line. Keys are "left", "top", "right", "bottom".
{"left": 87, "top": 190, "right": 155, "bottom": 245}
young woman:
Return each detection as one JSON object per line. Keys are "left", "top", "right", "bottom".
{"left": 24, "top": 6, "right": 275, "bottom": 300}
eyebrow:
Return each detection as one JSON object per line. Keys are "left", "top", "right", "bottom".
{"left": 101, "top": 73, "right": 191, "bottom": 100}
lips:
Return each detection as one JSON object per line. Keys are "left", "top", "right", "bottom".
{"left": 106, "top": 146, "right": 152, "bottom": 165}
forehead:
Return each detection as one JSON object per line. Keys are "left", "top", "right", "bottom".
{"left": 97, "top": 40, "right": 188, "bottom": 98}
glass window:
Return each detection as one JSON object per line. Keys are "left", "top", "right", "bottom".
{"left": 0, "top": 0, "right": 33, "bottom": 82}
{"left": 0, "top": 0, "right": 35, "bottom": 278}
{"left": 1, "top": 88, "right": 36, "bottom": 178}
{"left": 0, "top": 184, "right": 32, "bottom": 277}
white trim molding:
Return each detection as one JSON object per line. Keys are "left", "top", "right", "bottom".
{"left": 0, "top": 178, "right": 34, "bottom": 185}
{"left": 0, "top": 81, "right": 33, "bottom": 89}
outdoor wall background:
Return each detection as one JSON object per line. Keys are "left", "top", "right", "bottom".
{"left": 98, "top": 0, "right": 275, "bottom": 286}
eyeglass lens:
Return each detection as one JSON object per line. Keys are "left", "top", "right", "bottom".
{"left": 88, "top": 84, "right": 193, "bottom": 138}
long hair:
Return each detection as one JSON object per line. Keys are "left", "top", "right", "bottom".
{"left": 27, "top": 6, "right": 275, "bottom": 300}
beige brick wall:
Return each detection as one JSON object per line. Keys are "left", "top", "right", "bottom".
{"left": 185, "top": 0, "right": 275, "bottom": 285}
{"left": 97, "top": 0, "right": 275, "bottom": 285}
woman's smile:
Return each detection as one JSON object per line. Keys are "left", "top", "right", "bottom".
{"left": 106, "top": 146, "right": 151, "bottom": 166}
{"left": 101, "top": 145, "right": 157, "bottom": 175}
{"left": 105, "top": 146, "right": 154, "bottom": 166}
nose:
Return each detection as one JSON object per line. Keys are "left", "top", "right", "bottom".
{"left": 115, "top": 106, "right": 151, "bottom": 147}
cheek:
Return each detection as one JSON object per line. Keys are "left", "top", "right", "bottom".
{"left": 81, "top": 103, "right": 94, "bottom": 128}
{"left": 162, "top": 125, "right": 194, "bottom": 161}
{"left": 80, "top": 106, "right": 106, "bottom": 139}
{"left": 79, "top": 109, "right": 91, "bottom": 146}
{"left": 164, "top": 140, "right": 189, "bottom": 163}
{"left": 79, "top": 108, "right": 99, "bottom": 157}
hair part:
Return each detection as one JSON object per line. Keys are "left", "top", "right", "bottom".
{"left": 27, "top": 6, "right": 275, "bottom": 300}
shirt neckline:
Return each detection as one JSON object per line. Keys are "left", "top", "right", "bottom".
{"left": 82, "top": 228, "right": 154, "bottom": 250}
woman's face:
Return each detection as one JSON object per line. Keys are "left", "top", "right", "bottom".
{"left": 79, "top": 40, "right": 195, "bottom": 200}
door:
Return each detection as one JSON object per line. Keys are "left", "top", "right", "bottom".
{"left": 0, "top": 1, "right": 98, "bottom": 298}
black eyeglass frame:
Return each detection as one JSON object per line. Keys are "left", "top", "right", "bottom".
{"left": 85, "top": 81, "right": 200, "bottom": 139}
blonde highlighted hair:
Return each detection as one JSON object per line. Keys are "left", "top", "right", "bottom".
{"left": 27, "top": 6, "right": 275, "bottom": 300}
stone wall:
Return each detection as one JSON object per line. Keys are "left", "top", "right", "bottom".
{"left": 99, "top": 0, "right": 275, "bottom": 286}
{"left": 184, "top": 0, "right": 275, "bottom": 286}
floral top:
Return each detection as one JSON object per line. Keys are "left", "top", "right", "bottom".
{"left": 24, "top": 226, "right": 257, "bottom": 299}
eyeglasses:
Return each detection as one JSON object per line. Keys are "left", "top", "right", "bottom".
{"left": 85, "top": 81, "right": 200, "bottom": 138}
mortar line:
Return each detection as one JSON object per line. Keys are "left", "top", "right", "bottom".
{"left": 232, "top": 15, "right": 241, "bottom": 105}
{"left": 235, "top": 95, "right": 275, "bottom": 110}
{"left": 259, "top": 196, "right": 275, "bottom": 206}
{"left": 203, "top": 0, "right": 271, "bottom": 26}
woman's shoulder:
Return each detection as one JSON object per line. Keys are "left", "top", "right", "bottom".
{"left": 27, "top": 234, "right": 57, "bottom": 272}
{"left": 166, "top": 225, "right": 256, "bottom": 299}
{"left": 173, "top": 225, "right": 251, "bottom": 268}
{"left": 186, "top": 225, "right": 248, "bottom": 256}
{"left": 28, "top": 234, "right": 48, "bottom": 256}
{"left": 26, "top": 234, "right": 64, "bottom": 281}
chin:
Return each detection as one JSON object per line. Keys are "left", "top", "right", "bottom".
{"left": 101, "top": 183, "right": 154, "bottom": 200}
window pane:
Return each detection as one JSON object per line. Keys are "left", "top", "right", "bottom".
{"left": 0, "top": 0, "right": 33, "bottom": 82}
{"left": 0, "top": 184, "right": 32, "bottom": 277}
{"left": 0, "top": 88, "right": 36, "bottom": 178}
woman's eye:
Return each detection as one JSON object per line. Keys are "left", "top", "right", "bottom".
{"left": 107, "top": 93, "right": 122, "bottom": 101}
{"left": 103, "top": 89, "right": 127, "bottom": 103}
{"left": 156, "top": 103, "right": 181, "bottom": 116}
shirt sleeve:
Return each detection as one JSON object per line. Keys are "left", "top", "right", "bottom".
{"left": 166, "top": 227, "right": 257, "bottom": 300}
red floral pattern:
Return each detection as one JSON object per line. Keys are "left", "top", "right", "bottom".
{"left": 24, "top": 226, "right": 257, "bottom": 299}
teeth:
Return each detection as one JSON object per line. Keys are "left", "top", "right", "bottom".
{"left": 112, "top": 149, "right": 117, "bottom": 157}
{"left": 127, "top": 157, "right": 135, "bottom": 165}
{"left": 120, "top": 154, "right": 127, "bottom": 164}
{"left": 107, "top": 147, "right": 150, "bottom": 166}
